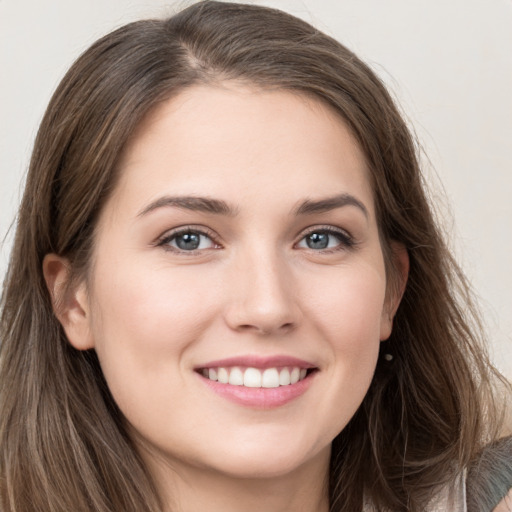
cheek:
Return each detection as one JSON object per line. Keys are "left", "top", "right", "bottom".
{"left": 330, "top": 273, "right": 385, "bottom": 382}
{"left": 303, "top": 265, "right": 385, "bottom": 433}
{"left": 87, "top": 259, "right": 221, "bottom": 407}
{"left": 91, "top": 259, "right": 218, "bottom": 346}
{"left": 308, "top": 263, "right": 387, "bottom": 349}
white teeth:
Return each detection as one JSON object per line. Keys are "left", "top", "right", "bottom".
{"left": 203, "top": 366, "right": 310, "bottom": 388}
{"left": 228, "top": 367, "right": 244, "bottom": 386}
{"left": 244, "top": 367, "right": 262, "bottom": 388}
{"left": 279, "top": 368, "right": 291, "bottom": 386}
{"left": 217, "top": 367, "right": 229, "bottom": 384}
{"left": 262, "top": 368, "right": 280, "bottom": 388}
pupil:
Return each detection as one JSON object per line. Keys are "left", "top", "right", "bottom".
{"left": 307, "top": 232, "right": 328, "bottom": 249}
{"left": 176, "top": 232, "right": 200, "bottom": 250}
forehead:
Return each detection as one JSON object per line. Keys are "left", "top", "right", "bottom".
{"left": 112, "top": 83, "right": 374, "bottom": 217}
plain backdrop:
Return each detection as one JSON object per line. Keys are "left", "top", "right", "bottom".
{"left": 1, "top": 0, "right": 511, "bottom": 378}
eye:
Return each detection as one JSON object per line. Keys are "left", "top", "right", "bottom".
{"left": 296, "top": 227, "right": 354, "bottom": 251}
{"left": 158, "top": 228, "right": 219, "bottom": 252}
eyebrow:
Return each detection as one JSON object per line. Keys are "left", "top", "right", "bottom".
{"left": 137, "top": 192, "right": 368, "bottom": 219}
{"left": 294, "top": 193, "right": 369, "bottom": 218}
{"left": 137, "top": 195, "right": 238, "bottom": 217}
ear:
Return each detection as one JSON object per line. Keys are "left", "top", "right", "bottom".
{"left": 43, "top": 254, "right": 95, "bottom": 350}
{"left": 380, "top": 242, "right": 409, "bottom": 341}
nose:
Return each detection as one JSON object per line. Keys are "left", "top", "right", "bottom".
{"left": 223, "top": 251, "right": 301, "bottom": 336}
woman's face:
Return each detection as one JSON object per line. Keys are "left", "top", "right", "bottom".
{"left": 72, "top": 85, "right": 398, "bottom": 480}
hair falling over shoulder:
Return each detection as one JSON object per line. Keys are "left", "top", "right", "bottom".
{"left": 0, "top": 2, "right": 509, "bottom": 511}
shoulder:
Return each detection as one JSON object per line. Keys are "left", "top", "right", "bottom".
{"left": 466, "top": 436, "right": 512, "bottom": 512}
{"left": 493, "top": 489, "right": 512, "bottom": 512}
{"left": 363, "top": 437, "right": 512, "bottom": 512}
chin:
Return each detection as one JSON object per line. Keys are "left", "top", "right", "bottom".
{"left": 203, "top": 439, "right": 331, "bottom": 480}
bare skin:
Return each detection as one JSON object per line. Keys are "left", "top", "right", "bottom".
{"left": 144, "top": 440, "right": 329, "bottom": 512}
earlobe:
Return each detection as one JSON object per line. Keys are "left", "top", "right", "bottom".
{"left": 380, "top": 242, "right": 409, "bottom": 341}
{"left": 42, "top": 254, "right": 95, "bottom": 350}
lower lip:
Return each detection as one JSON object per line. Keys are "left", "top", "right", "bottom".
{"left": 198, "top": 372, "right": 316, "bottom": 409}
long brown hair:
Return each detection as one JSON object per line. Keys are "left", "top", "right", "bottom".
{"left": 0, "top": 2, "right": 507, "bottom": 510}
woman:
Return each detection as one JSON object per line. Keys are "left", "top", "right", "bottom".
{"left": 0, "top": 2, "right": 510, "bottom": 511}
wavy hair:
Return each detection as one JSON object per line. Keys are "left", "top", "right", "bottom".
{"left": 0, "top": 2, "right": 507, "bottom": 510}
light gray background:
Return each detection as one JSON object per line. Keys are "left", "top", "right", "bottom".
{"left": 1, "top": 0, "right": 511, "bottom": 377}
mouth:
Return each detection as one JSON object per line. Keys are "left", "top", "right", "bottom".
{"left": 194, "top": 356, "right": 318, "bottom": 408}
{"left": 197, "top": 365, "right": 316, "bottom": 388}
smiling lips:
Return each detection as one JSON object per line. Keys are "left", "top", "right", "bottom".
{"left": 196, "top": 356, "right": 317, "bottom": 408}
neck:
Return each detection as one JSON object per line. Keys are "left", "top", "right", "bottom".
{"left": 145, "top": 447, "right": 330, "bottom": 512}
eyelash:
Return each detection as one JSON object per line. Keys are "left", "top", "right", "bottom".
{"left": 156, "top": 226, "right": 220, "bottom": 254}
{"left": 297, "top": 225, "right": 356, "bottom": 253}
{"left": 156, "top": 225, "right": 356, "bottom": 254}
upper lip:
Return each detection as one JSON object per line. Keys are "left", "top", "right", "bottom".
{"left": 195, "top": 355, "right": 317, "bottom": 370}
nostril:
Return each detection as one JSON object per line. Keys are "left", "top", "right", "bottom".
{"left": 260, "top": 321, "right": 295, "bottom": 335}
{"left": 223, "top": 289, "right": 301, "bottom": 335}
{"left": 234, "top": 321, "right": 295, "bottom": 335}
